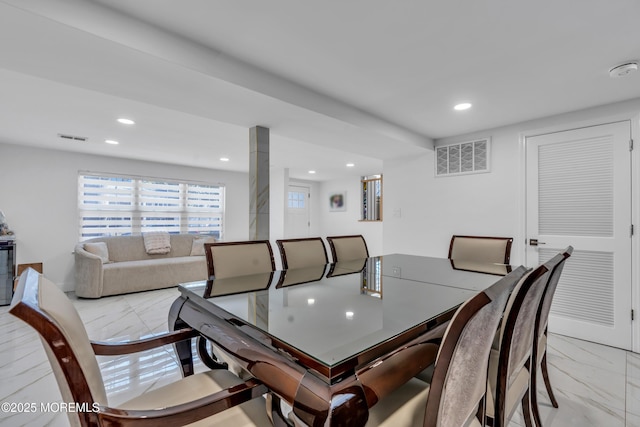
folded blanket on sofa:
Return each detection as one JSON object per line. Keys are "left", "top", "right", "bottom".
{"left": 143, "top": 231, "right": 171, "bottom": 254}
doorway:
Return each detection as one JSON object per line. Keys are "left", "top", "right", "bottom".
{"left": 286, "top": 184, "right": 311, "bottom": 238}
{"left": 525, "top": 121, "right": 632, "bottom": 350}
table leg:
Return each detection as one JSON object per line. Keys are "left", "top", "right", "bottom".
{"left": 267, "top": 394, "right": 294, "bottom": 427}
{"left": 291, "top": 372, "right": 368, "bottom": 426}
{"left": 168, "top": 297, "right": 194, "bottom": 377}
{"left": 197, "top": 336, "right": 229, "bottom": 370}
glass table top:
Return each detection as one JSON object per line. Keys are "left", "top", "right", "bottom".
{"left": 180, "top": 254, "right": 511, "bottom": 372}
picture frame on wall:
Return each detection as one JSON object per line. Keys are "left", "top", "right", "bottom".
{"left": 329, "top": 191, "right": 346, "bottom": 212}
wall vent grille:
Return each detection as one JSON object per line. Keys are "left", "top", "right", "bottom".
{"left": 435, "top": 138, "right": 490, "bottom": 177}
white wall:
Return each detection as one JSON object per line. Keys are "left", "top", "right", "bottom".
{"left": 383, "top": 98, "right": 640, "bottom": 266}
{"left": 383, "top": 142, "right": 520, "bottom": 260}
{"left": 320, "top": 177, "right": 383, "bottom": 257}
{"left": 0, "top": 143, "right": 249, "bottom": 291}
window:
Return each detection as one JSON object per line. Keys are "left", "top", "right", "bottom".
{"left": 361, "top": 175, "right": 382, "bottom": 221}
{"left": 288, "top": 191, "right": 306, "bottom": 209}
{"left": 78, "top": 172, "right": 224, "bottom": 240}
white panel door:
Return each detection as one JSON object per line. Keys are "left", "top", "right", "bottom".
{"left": 525, "top": 121, "right": 632, "bottom": 350}
{"left": 286, "top": 185, "right": 310, "bottom": 238}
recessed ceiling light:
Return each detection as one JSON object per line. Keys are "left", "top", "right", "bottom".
{"left": 308, "top": 170, "right": 316, "bottom": 174}
{"left": 346, "top": 163, "right": 355, "bottom": 167}
{"left": 105, "top": 139, "right": 119, "bottom": 145}
{"left": 220, "top": 157, "right": 230, "bottom": 162}
{"left": 454, "top": 102, "right": 472, "bottom": 111}
{"left": 117, "top": 118, "right": 135, "bottom": 125}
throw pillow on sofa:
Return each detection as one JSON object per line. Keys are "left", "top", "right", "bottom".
{"left": 190, "top": 236, "right": 216, "bottom": 256}
{"left": 84, "top": 242, "right": 110, "bottom": 263}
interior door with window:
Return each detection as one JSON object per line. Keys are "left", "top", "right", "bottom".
{"left": 525, "top": 121, "right": 632, "bottom": 350}
{"left": 287, "top": 185, "right": 310, "bottom": 238}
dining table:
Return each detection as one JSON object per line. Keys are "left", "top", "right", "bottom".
{"left": 168, "top": 253, "right": 520, "bottom": 426}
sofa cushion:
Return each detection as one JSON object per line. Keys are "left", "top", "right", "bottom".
{"left": 101, "top": 256, "right": 207, "bottom": 296}
{"left": 84, "top": 242, "right": 110, "bottom": 263}
{"left": 190, "top": 236, "right": 216, "bottom": 256}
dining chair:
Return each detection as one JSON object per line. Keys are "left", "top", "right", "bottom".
{"left": 450, "top": 259, "right": 512, "bottom": 276}
{"left": 202, "top": 240, "right": 276, "bottom": 377}
{"left": 486, "top": 263, "right": 551, "bottom": 427}
{"left": 204, "top": 240, "right": 275, "bottom": 280}
{"left": 448, "top": 235, "right": 514, "bottom": 264}
{"left": 364, "top": 266, "right": 528, "bottom": 427}
{"left": 9, "top": 268, "right": 271, "bottom": 427}
{"left": 204, "top": 272, "right": 275, "bottom": 297}
{"left": 530, "top": 247, "right": 573, "bottom": 427}
{"left": 276, "top": 237, "right": 329, "bottom": 269}
{"left": 326, "top": 234, "right": 369, "bottom": 261}
{"left": 277, "top": 265, "right": 327, "bottom": 287}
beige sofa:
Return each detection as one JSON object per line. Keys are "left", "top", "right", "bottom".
{"left": 74, "top": 234, "right": 213, "bottom": 298}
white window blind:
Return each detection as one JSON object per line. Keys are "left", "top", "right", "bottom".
{"left": 78, "top": 173, "right": 224, "bottom": 240}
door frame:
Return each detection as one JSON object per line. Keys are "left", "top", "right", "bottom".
{"left": 518, "top": 111, "right": 640, "bottom": 352}
{"left": 286, "top": 183, "right": 312, "bottom": 238}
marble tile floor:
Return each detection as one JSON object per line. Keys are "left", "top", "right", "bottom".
{"left": 0, "top": 286, "right": 638, "bottom": 426}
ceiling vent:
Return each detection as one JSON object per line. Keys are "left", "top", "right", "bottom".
{"left": 609, "top": 61, "right": 638, "bottom": 78}
{"left": 58, "top": 133, "right": 88, "bottom": 142}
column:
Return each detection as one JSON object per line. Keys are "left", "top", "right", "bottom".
{"left": 249, "top": 126, "right": 270, "bottom": 240}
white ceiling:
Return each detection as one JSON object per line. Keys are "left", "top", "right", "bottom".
{"left": 1, "top": 0, "right": 639, "bottom": 180}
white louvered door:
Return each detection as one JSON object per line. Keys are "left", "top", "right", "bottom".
{"left": 525, "top": 121, "right": 632, "bottom": 350}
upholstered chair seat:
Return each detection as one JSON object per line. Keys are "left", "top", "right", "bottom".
{"left": 366, "top": 379, "right": 482, "bottom": 427}
{"left": 119, "top": 369, "right": 269, "bottom": 427}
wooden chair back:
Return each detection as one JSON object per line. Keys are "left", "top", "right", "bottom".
{"left": 529, "top": 246, "right": 573, "bottom": 426}
{"left": 536, "top": 247, "right": 573, "bottom": 339}
{"left": 491, "top": 264, "right": 550, "bottom": 427}
{"left": 326, "top": 235, "right": 369, "bottom": 261}
{"left": 448, "top": 235, "right": 513, "bottom": 264}
{"left": 276, "top": 237, "right": 328, "bottom": 269}
{"left": 424, "top": 266, "right": 527, "bottom": 427}
{"left": 205, "top": 240, "right": 275, "bottom": 280}
{"left": 10, "top": 269, "right": 109, "bottom": 426}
